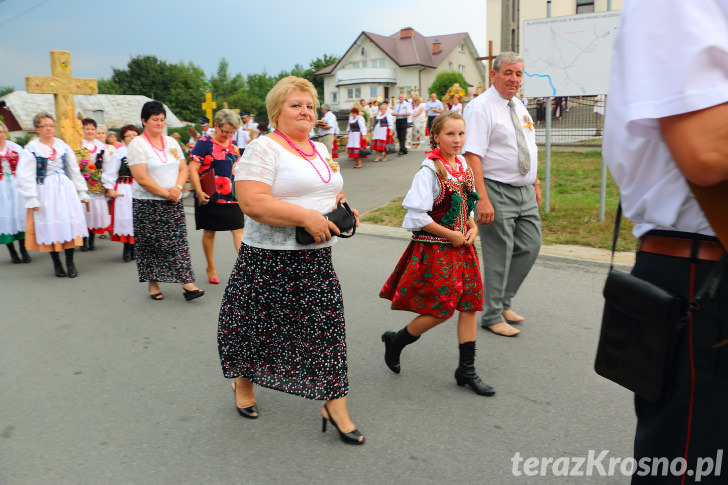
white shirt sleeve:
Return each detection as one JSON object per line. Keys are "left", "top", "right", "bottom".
{"left": 103, "top": 149, "right": 123, "bottom": 189}
{"left": 401, "top": 165, "right": 439, "bottom": 230}
{"left": 462, "top": 100, "right": 491, "bottom": 159}
{"left": 233, "top": 137, "right": 277, "bottom": 186}
{"left": 14, "top": 143, "right": 40, "bottom": 209}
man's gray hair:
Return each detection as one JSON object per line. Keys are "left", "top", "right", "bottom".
{"left": 213, "top": 109, "right": 241, "bottom": 128}
{"left": 493, "top": 52, "right": 524, "bottom": 72}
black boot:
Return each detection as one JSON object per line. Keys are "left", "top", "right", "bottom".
{"left": 65, "top": 248, "right": 77, "bottom": 278}
{"left": 129, "top": 243, "right": 135, "bottom": 260}
{"left": 122, "top": 242, "right": 131, "bottom": 261}
{"left": 87, "top": 232, "right": 96, "bottom": 250}
{"left": 19, "top": 238, "right": 31, "bottom": 263}
{"left": 80, "top": 237, "right": 88, "bottom": 251}
{"left": 454, "top": 341, "right": 495, "bottom": 396}
{"left": 381, "top": 326, "right": 420, "bottom": 374}
{"left": 50, "top": 251, "right": 66, "bottom": 277}
{"left": 7, "top": 242, "right": 21, "bottom": 264}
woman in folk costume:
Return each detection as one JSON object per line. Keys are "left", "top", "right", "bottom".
{"left": 79, "top": 118, "right": 111, "bottom": 251}
{"left": 17, "top": 112, "right": 88, "bottom": 278}
{"left": 371, "top": 101, "right": 394, "bottom": 162}
{"left": 379, "top": 112, "right": 495, "bottom": 397}
{"left": 0, "top": 120, "right": 32, "bottom": 264}
{"left": 345, "top": 107, "right": 368, "bottom": 168}
{"left": 102, "top": 124, "right": 139, "bottom": 262}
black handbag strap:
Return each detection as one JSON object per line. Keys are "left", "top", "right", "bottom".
{"left": 612, "top": 200, "right": 727, "bottom": 310}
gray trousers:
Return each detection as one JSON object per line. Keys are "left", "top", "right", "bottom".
{"left": 478, "top": 178, "right": 542, "bottom": 327}
{"left": 318, "top": 134, "right": 335, "bottom": 155}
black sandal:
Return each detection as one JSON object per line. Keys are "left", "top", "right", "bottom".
{"left": 183, "top": 288, "right": 204, "bottom": 301}
{"left": 149, "top": 292, "right": 164, "bottom": 301}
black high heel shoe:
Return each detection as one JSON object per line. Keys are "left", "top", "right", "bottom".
{"left": 183, "top": 288, "right": 204, "bottom": 301}
{"left": 321, "top": 404, "right": 364, "bottom": 445}
{"left": 232, "top": 381, "right": 258, "bottom": 419}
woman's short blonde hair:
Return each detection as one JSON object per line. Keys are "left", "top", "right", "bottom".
{"left": 265, "top": 76, "right": 318, "bottom": 129}
{"left": 0, "top": 120, "right": 8, "bottom": 133}
{"left": 33, "top": 112, "right": 55, "bottom": 128}
{"left": 214, "top": 108, "right": 241, "bottom": 128}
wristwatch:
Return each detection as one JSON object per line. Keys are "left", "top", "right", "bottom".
{"left": 176, "top": 184, "right": 184, "bottom": 190}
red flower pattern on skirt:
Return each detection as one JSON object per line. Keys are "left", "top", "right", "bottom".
{"left": 216, "top": 176, "right": 232, "bottom": 195}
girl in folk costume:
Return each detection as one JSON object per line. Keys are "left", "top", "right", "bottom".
{"left": 17, "top": 112, "right": 89, "bottom": 278}
{"left": 345, "top": 107, "right": 368, "bottom": 168}
{"left": 379, "top": 112, "right": 495, "bottom": 397}
{"left": 371, "top": 101, "right": 394, "bottom": 162}
{"left": 0, "top": 121, "right": 32, "bottom": 264}
{"left": 102, "top": 124, "right": 139, "bottom": 262}
{"left": 79, "top": 118, "right": 111, "bottom": 251}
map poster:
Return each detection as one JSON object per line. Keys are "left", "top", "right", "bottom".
{"left": 523, "top": 11, "right": 621, "bottom": 97}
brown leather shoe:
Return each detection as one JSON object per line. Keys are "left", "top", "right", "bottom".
{"left": 502, "top": 309, "right": 525, "bottom": 324}
{"left": 484, "top": 321, "right": 520, "bottom": 337}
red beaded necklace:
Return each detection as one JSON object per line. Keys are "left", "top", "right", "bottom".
{"left": 274, "top": 129, "right": 331, "bottom": 183}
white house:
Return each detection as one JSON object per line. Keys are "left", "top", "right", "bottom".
{"left": 315, "top": 27, "right": 486, "bottom": 112}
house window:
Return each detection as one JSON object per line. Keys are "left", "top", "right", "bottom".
{"left": 458, "top": 65, "right": 465, "bottom": 74}
{"left": 449, "top": 62, "right": 453, "bottom": 70}
{"left": 332, "top": 92, "right": 338, "bottom": 103}
{"left": 347, "top": 87, "right": 361, "bottom": 100}
{"left": 370, "top": 87, "right": 378, "bottom": 98}
{"left": 576, "top": 0, "right": 595, "bottom": 13}
{"left": 361, "top": 60, "right": 368, "bottom": 68}
{"left": 353, "top": 61, "right": 360, "bottom": 69}
{"left": 458, "top": 42, "right": 465, "bottom": 52}
{"left": 378, "top": 59, "right": 386, "bottom": 68}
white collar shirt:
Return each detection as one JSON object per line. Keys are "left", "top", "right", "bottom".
{"left": 318, "top": 111, "right": 337, "bottom": 136}
{"left": 603, "top": 0, "right": 726, "bottom": 238}
{"left": 462, "top": 86, "right": 538, "bottom": 186}
{"left": 425, "top": 99, "right": 443, "bottom": 116}
{"left": 393, "top": 101, "right": 412, "bottom": 117}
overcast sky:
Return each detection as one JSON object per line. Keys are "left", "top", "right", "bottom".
{"left": 0, "top": 0, "right": 487, "bottom": 90}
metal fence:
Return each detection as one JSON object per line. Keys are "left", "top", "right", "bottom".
{"left": 524, "top": 95, "right": 605, "bottom": 146}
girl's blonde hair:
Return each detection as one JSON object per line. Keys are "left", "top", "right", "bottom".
{"left": 266, "top": 76, "right": 318, "bottom": 129}
{"left": 429, "top": 111, "right": 465, "bottom": 178}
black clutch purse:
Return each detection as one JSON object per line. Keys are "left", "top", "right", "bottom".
{"left": 295, "top": 200, "right": 356, "bottom": 245}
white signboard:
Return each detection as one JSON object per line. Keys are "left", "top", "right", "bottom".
{"left": 523, "top": 11, "right": 621, "bottom": 97}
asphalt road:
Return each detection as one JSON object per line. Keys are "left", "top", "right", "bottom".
{"left": 1, "top": 149, "right": 636, "bottom": 484}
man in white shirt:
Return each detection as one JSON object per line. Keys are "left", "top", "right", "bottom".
{"left": 425, "top": 93, "right": 444, "bottom": 136}
{"left": 316, "top": 104, "right": 337, "bottom": 155}
{"left": 604, "top": 1, "right": 728, "bottom": 481}
{"left": 392, "top": 93, "right": 413, "bottom": 155}
{"left": 463, "top": 52, "right": 541, "bottom": 337}
{"left": 200, "top": 117, "right": 214, "bottom": 136}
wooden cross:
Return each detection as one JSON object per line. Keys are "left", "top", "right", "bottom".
{"left": 222, "top": 101, "right": 240, "bottom": 115}
{"left": 476, "top": 41, "right": 497, "bottom": 87}
{"left": 202, "top": 92, "right": 217, "bottom": 122}
{"left": 25, "top": 50, "right": 98, "bottom": 151}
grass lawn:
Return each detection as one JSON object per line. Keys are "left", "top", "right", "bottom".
{"left": 360, "top": 150, "right": 638, "bottom": 252}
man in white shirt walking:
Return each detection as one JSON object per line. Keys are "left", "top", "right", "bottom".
{"left": 316, "top": 104, "right": 337, "bottom": 155}
{"left": 463, "top": 52, "right": 542, "bottom": 337}
{"left": 392, "top": 93, "right": 413, "bottom": 155}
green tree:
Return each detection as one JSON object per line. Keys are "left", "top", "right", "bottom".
{"left": 209, "top": 58, "right": 246, "bottom": 108}
{"left": 104, "top": 55, "right": 208, "bottom": 122}
{"left": 429, "top": 71, "right": 469, "bottom": 99}
{"left": 0, "top": 86, "right": 14, "bottom": 97}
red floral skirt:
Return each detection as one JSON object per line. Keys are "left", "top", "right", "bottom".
{"left": 380, "top": 240, "right": 483, "bottom": 319}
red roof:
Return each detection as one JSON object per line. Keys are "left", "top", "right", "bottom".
{"left": 315, "top": 28, "right": 473, "bottom": 75}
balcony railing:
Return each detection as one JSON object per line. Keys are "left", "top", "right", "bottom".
{"left": 335, "top": 68, "right": 396, "bottom": 85}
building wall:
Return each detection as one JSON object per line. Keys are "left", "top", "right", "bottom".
{"left": 321, "top": 34, "right": 486, "bottom": 110}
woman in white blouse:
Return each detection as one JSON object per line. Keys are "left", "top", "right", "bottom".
{"left": 217, "top": 76, "right": 364, "bottom": 445}
{"left": 127, "top": 101, "right": 203, "bottom": 302}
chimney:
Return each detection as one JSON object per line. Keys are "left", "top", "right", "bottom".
{"left": 432, "top": 38, "right": 442, "bottom": 54}
{"left": 400, "top": 27, "right": 414, "bottom": 39}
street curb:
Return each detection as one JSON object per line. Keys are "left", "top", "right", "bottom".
{"left": 356, "top": 223, "right": 635, "bottom": 268}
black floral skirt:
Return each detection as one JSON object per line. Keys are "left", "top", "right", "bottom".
{"left": 218, "top": 244, "right": 349, "bottom": 401}
{"left": 132, "top": 199, "right": 195, "bottom": 284}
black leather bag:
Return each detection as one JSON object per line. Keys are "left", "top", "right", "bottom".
{"left": 359, "top": 147, "right": 372, "bottom": 157}
{"left": 295, "top": 200, "right": 356, "bottom": 245}
{"left": 595, "top": 269, "right": 686, "bottom": 402}
{"left": 594, "top": 203, "right": 726, "bottom": 402}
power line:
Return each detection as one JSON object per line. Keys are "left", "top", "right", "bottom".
{"left": 0, "top": 0, "right": 52, "bottom": 27}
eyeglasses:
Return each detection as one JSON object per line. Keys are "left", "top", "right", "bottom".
{"left": 123, "top": 133, "right": 138, "bottom": 139}
{"left": 218, "top": 127, "right": 235, "bottom": 136}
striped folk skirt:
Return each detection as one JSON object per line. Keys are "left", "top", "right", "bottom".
{"left": 218, "top": 244, "right": 349, "bottom": 401}
{"left": 132, "top": 198, "right": 194, "bottom": 283}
